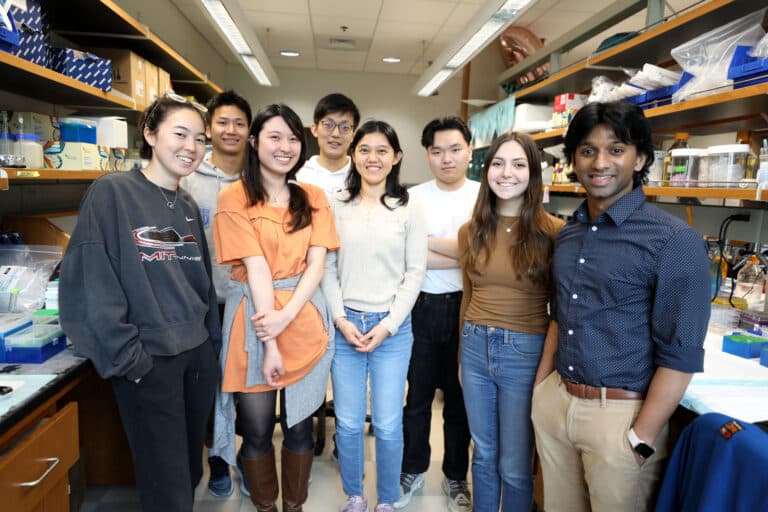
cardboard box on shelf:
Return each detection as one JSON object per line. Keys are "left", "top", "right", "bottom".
{"left": 553, "top": 93, "right": 588, "bottom": 113}
{"left": 43, "top": 141, "right": 101, "bottom": 170}
{"left": 145, "top": 61, "right": 159, "bottom": 105}
{"left": 9, "top": 112, "right": 59, "bottom": 142}
{"left": 48, "top": 48, "right": 112, "bottom": 91}
{"left": 6, "top": 0, "right": 50, "bottom": 68}
{"left": 93, "top": 48, "right": 147, "bottom": 110}
{"left": 109, "top": 148, "right": 126, "bottom": 172}
{"left": 82, "top": 116, "right": 128, "bottom": 148}
{"left": 158, "top": 67, "right": 171, "bottom": 96}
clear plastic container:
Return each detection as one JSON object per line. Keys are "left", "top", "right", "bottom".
{"left": 707, "top": 144, "right": 752, "bottom": 187}
{"left": 648, "top": 150, "right": 666, "bottom": 184}
{"left": 16, "top": 133, "right": 44, "bottom": 169}
{"left": 668, "top": 148, "right": 705, "bottom": 187}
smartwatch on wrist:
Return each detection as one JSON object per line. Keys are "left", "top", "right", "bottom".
{"left": 627, "top": 427, "right": 655, "bottom": 459}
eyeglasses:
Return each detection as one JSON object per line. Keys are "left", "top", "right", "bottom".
{"left": 319, "top": 118, "right": 354, "bottom": 135}
{"left": 144, "top": 92, "right": 208, "bottom": 127}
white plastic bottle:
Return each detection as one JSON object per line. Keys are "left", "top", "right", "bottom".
{"left": 757, "top": 139, "right": 768, "bottom": 185}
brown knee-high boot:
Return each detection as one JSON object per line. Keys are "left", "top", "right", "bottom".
{"left": 241, "top": 447, "right": 278, "bottom": 512}
{"left": 281, "top": 446, "right": 314, "bottom": 512}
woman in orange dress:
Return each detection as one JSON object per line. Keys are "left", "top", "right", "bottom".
{"left": 211, "top": 104, "right": 339, "bottom": 512}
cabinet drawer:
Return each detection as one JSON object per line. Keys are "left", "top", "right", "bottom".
{"left": 0, "top": 402, "right": 79, "bottom": 510}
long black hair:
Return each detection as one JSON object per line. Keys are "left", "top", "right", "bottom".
{"left": 242, "top": 103, "right": 313, "bottom": 232}
{"left": 138, "top": 96, "right": 206, "bottom": 159}
{"left": 344, "top": 120, "right": 408, "bottom": 209}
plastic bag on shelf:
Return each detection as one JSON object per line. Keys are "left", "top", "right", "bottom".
{"left": 588, "top": 76, "right": 619, "bottom": 103}
{"left": 0, "top": 245, "right": 62, "bottom": 313}
{"left": 670, "top": 7, "right": 766, "bottom": 103}
{"left": 751, "top": 32, "right": 768, "bottom": 58}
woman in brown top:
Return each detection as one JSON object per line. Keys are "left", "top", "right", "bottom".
{"left": 458, "top": 131, "right": 563, "bottom": 512}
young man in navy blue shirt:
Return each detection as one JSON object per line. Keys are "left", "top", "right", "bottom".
{"left": 531, "top": 102, "right": 711, "bottom": 512}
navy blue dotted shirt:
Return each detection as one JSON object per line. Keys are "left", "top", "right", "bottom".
{"left": 552, "top": 186, "right": 710, "bottom": 392}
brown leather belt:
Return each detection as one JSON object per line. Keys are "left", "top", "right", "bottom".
{"left": 562, "top": 377, "right": 645, "bottom": 400}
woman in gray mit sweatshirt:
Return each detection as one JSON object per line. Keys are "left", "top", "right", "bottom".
{"left": 60, "top": 94, "right": 220, "bottom": 512}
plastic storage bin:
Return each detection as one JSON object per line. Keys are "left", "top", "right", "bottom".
{"left": 722, "top": 333, "right": 768, "bottom": 359}
{"left": 668, "top": 148, "right": 705, "bottom": 187}
{"left": 728, "top": 45, "right": 768, "bottom": 89}
{"left": 707, "top": 144, "right": 752, "bottom": 187}
{"left": 16, "top": 133, "right": 43, "bottom": 168}
{"left": 0, "top": 313, "right": 33, "bottom": 363}
{"left": 4, "top": 323, "right": 66, "bottom": 363}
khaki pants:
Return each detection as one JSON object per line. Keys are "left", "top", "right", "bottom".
{"left": 530, "top": 371, "right": 668, "bottom": 512}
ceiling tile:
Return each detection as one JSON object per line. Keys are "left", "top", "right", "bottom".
{"left": 239, "top": 0, "right": 308, "bottom": 15}
{"left": 309, "top": 0, "right": 384, "bottom": 20}
{"left": 311, "top": 15, "right": 378, "bottom": 38}
{"left": 316, "top": 48, "right": 368, "bottom": 71}
{"left": 380, "top": 0, "right": 455, "bottom": 25}
{"left": 443, "top": 2, "right": 484, "bottom": 27}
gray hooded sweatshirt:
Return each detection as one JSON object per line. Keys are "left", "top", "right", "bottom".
{"left": 180, "top": 157, "right": 241, "bottom": 304}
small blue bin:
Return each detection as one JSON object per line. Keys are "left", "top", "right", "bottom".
{"left": 728, "top": 45, "right": 768, "bottom": 89}
{"left": 722, "top": 332, "right": 768, "bottom": 359}
{"left": 0, "top": 313, "right": 33, "bottom": 364}
{"left": 761, "top": 347, "right": 768, "bottom": 368}
{"left": 4, "top": 324, "right": 66, "bottom": 364}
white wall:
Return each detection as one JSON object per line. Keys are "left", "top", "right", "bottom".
{"left": 226, "top": 66, "right": 464, "bottom": 185}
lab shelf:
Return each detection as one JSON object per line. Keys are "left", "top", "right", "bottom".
{"left": 0, "top": 51, "right": 135, "bottom": 110}
{"left": 4, "top": 168, "right": 110, "bottom": 182}
{"left": 547, "top": 184, "right": 768, "bottom": 201}
{"left": 45, "top": 0, "right": 222, "bottom": 101}
{"left": 503, "top": 0, "right": 759, "bottom": 103}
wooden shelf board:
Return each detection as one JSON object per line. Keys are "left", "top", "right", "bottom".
{"left": 0, "top": 177, "right": 8, "bottom": 190}
{"left": 46, "top": 0, "right": 222, "bottom": 100}
{"left": 510, "top": 0, "right": 756, "bottom": 103}
{"left": 0, "top": 52, "right": 134, "bottom": 109}
{"left": 5, "top": 168, "right": 110, "bottom": 181}
{"left": 547, "top": 184, "right": 768, "bottom": 201}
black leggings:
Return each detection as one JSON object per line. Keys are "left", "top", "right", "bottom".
{"left": 236, "top": 389, "right": 314, "bottom": 458}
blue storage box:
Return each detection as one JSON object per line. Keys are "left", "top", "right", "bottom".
{"left": 761, "top": 347, "right": 768, "bottom": 368}
{"left": 0, "top": 313, "right": 32, "bottom": 364}
{"left": 626, "top": 72, "right": 694, "bottom": 110}
{"left": 722, "top": 332, "right": 768, "bottom": 359}
{"left": 0, "top": 5, "right": 20, "bottom": 53}
{"left": 60, "top": 117, "right": 97, "bottom": 144}
{"left": 728, "top": 45, "right": 768, "bottom": 89}
{"left": 3, "top": 0, "right": 50, "bottom": 67}
{"left": 5, "top": 324, "right": 66, "bottom": 363}
{"left": 49, "top": 48, "right": 112, "bottom": 91}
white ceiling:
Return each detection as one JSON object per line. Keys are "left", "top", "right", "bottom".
{"left": 175, "top": 0, "right": 702, "bottom": 77}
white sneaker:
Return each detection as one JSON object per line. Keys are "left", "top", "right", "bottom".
{"left": 393, "top": 472, "right": 425, "bottom": 509}
{"left": 339, "top": 495, "right": 369, "bottom": 512}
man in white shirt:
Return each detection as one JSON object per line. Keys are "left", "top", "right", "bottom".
{"left": 296, "top": 93, "right": 359, "bottom": 196}
{"left": 180, "top": 90, "right": 251, "bottom": 498}
{"left": 396, "top": 117, "right": 479, "bottom": 512}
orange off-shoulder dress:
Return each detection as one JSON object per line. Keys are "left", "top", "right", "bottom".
{"left": 214, "top": 181, "right": 339, "bottom": 392}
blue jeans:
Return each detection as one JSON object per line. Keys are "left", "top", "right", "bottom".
{"left": 461, "top": 321, "right": 544, "bottom": 512}
{"left": 332, "top": 307, "right": 413, "bottom": 504}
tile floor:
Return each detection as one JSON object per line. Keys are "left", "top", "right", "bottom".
{"left": 80, "top": 392, "right": 467, "bottom": 511}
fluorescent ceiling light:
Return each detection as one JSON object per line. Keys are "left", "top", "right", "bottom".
{"left": 199, "top": 0, "right": 279, "bottom": 86}
{"left": 382, "top": 57, "right": 401, "bottom": 63}
{"left": 242, "top": 55, "right": 270, "bottom": 85}
{"left": 413, "top": 0, "right": 532, "bottom": 96}
{"left": 417, "top": 69, "right": 453, "bottom": 97}
{"left": 280, "top": 50, "right": 301, "bottom": 57}
{"left": 200, "top": 0, "right": 250, "bottom": 54}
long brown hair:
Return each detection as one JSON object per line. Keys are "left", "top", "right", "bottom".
{"left": 464, "top": 132, "right": 555, "bottom": 286}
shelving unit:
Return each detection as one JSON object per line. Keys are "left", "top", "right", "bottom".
{"left": 547, "top": 183, "right": 768, "bottom": 202}
{"left": 502, "top": 0, "right": 759, "bottom": 102}
{"left": 3, "top": 168, "right": 110, "bottom": 182}
{"left": 46, "top": 0, "right": 222, "bottom": 102}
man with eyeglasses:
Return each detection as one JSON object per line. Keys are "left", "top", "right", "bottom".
{"left": 297, "top": 93, "right": 360, "bottom": 196}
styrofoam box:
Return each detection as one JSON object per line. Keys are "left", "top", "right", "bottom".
{"left": 512, "top": 103, "right": 553, "bottom": 133}
{"left": 83, "top": 117, "right": 128, "bottom": 149}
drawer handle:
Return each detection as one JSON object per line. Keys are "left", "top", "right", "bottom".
{"left": 14, "top": 457, "right": 60, "bottom": 487}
